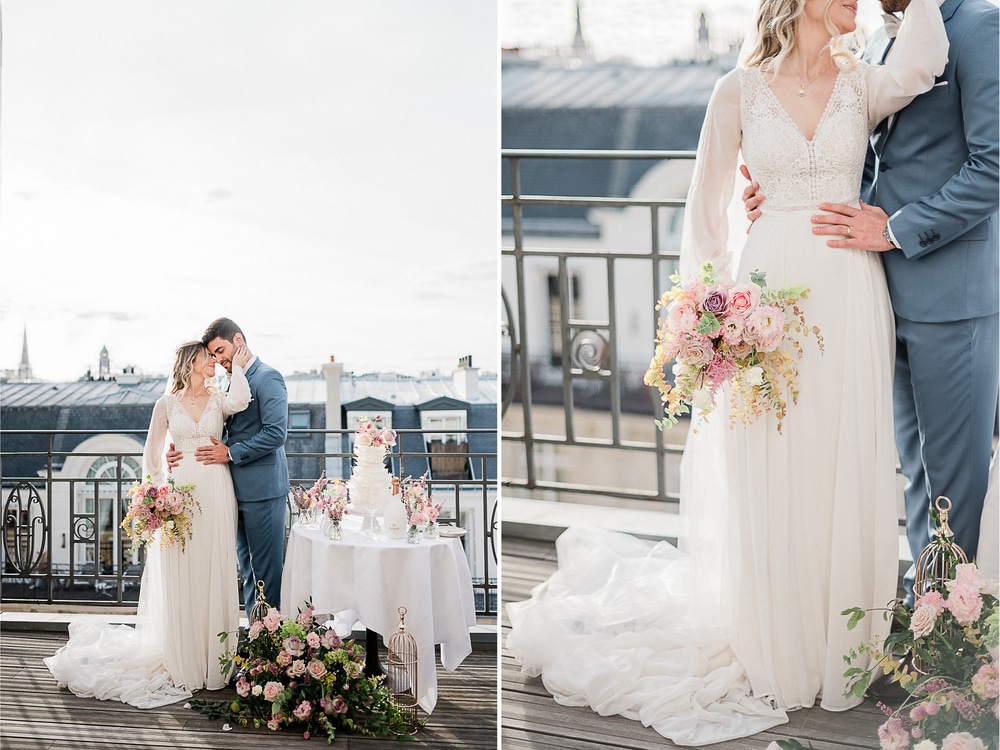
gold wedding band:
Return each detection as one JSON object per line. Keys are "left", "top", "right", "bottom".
{"left": 846, "top": 225, "right": 852, "bottom": 236}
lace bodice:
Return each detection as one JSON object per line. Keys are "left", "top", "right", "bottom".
{"left": 741, "top": 67, "right": 869, "bottom": 212}
{"left": 677, "top": 0, "right": 948, "bottom": 279}
{"left": 163, "top": 395, "right": 226, "bottom": 452}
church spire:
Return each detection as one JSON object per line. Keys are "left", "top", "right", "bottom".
{"left": 17, "top": 325, "right": 33, "bottom": 381}
{"left": 570, "top": 0, "right": 591, "bottom": 61}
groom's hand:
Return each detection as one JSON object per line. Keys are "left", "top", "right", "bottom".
{"left": 813, "top": 201, "right": 894, "bottom": 252}
{"left": 165, "top": 443, "right": 182, "bottom": 473}
{"left": 195, "top": 436, "right": 231, "bottom": 465}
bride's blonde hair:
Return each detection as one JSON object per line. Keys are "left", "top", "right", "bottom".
{"left": 170, "top": 341, "right": 209, "bottom": 395}
{"left": 742, "top": 0, "right": 858, "bottom": 75}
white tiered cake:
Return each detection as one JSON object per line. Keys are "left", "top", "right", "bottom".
{"left": 348, "top": 444, "right": 392, "bottom": 515}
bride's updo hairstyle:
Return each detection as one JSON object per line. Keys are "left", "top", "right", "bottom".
{"left": 170, "top": 341, "right": 209, "bottom": 395}
{"left": 742, "top": 0, "right": 859, "bottom": 76}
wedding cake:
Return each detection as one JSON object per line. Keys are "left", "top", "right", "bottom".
{"left": 348, "top": 444, "right": 392, "bottom": 515}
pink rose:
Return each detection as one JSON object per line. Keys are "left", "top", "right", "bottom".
{"left": 320, "top": 630, "right": 341, "bottom": 650}
{"left": 878, "top": 727, "right": 909, "bottom": 750}
{"left": 263, "top": 681, "right": 283, "bottom": 702}
{"left": 283, "top": 635, "right": 305, "bottom": 657}
{"left": 262, "top": 607, "right": 282, "bottom": 632}
{"left": 909, "top": 603, "right": 939, "bottom": 638}
{"left": 235, "top": 677, "right": 250, "bottom": 697}
{"left": 915, "top": 589, "right": 946, "bottom": 614}
{"left": 158, "top": 485, "right": 170, "bottom": 497}
{"left": 293, "top": 700, "right": 312, "bottom": 721}
{"left": 667, "top": 302, "right": 698, "bottom": 335}
{"left": 410, "top": 510, "right": 428, "bottom": 526}
{"left": 729, "top": 283, "right": 761, "bottom": 316}
{"left": 286, "top": 659, "right": 307, "bottom": 678}
{"left": 276, "top": 650, "right": 292, "bottom": 667}
{"left": 699, "top": 284, "right": 730, "bottom": 315}
{"left": 679, "top": 338, "right": 714, "bottom": 366}
{"left": 730, "top": 340, "right": 753, "bottom": 359}
{"left": 329, "top": 695, "right": 348, "bottom": 715}
{"left": 267, "top": 715, "right": 283, "bottom": 730}
{"left": 248, "top": 621, "right": 264, "bottom": 641}
{"left": 295, "top": 608, "right": 315, "bottom": 628}
{"left": 972, "top": 663, "right": 999, "bottom": 700}
{"left": 307, "top": 659, "right": 327, "bottom": 679}
{"left": 940, "top": 732, "right": 988, "bottom": 750}
{"left": 306, "top": 632, "right": 321, "bottom": 650}
{"left": 946, "top": 585, "right": 984, "bottom": 625}
{"left": 947, "top": 563, "right": 987, "bottom": 594}
{"left": 682, "top": 277, "right": 707, "bottom": 301}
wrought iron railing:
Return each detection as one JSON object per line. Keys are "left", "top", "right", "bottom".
{"left": 501, "top": 149, "right": 697, "bottom": 509}
{"left": 1, "top": 429, "right": 498, "bottom": 617}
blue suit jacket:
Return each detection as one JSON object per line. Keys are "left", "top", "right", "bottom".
{"left": 225, "top": 358, "right": 290, "bottom": 502}
{"left": 863, "top": 0, "right": 999, "bottom": 323}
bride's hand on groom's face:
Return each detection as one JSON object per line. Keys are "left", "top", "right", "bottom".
{"left": 231, "top": 345, "right": 250, "bottom": 369}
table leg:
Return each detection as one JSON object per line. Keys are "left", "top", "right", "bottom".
{"left": 364, "top": 628, "right": 386, "bottom": 677}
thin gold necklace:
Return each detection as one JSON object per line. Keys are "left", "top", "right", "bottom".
{"left": 796, "top": 65, "right": 828, "bottom": 97}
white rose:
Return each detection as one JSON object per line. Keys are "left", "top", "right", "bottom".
{"left": 910, "top": 603, "right": 939, "bottom": 638}
{"left": 251, "top": 684, "right": 263, "bottom": 696}
{"left": 691, "top": 388, "right": 713, "bottom": 411}
{"left": 742, "top": 366, "right": 764, "bottom": 387}
{"left": 913, "top": 741, "right": 937, "bottom": 750}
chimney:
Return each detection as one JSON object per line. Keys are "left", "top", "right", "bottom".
{"left": 322, "top": 355, "right": 344, "bottom": 476}
{"left": 453, "top": 355, "right": 479, "bottom": 402}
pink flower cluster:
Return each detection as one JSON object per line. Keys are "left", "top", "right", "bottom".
{"left": 400, "top": 473, "right": 442, "bottom": 527}
{"left": 911, "top": 564, "right": 991, "bottom": 637}
{"left": 121, "top": 475, "right": 200, "bottom": 552}
{"left": 644, "top": 262, "right": 822, "bottom": 431}
{"left": 291, "top": 473, "right": 349, "bottom": 521}
{"left": 355, "top": 415, "right": 396, "bottom": 448}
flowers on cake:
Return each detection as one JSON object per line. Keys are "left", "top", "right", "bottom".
{"left": 190, "top": 603, "right": 415, "bottom": 740}
{"left": 842, "top": 563, "right": 999, "bottom": 749}
{"left": 643, "top": 262, "right": 824, "bottom": 431}
{"left": 121, "top": 475, "right": 201, "bottom": 552}
{"left": 400, "top": 474, "right": 441, "bottom": 528}
{"left": 354, "top": 416, "right": 396, "bottom": 449}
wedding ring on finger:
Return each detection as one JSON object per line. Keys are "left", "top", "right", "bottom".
{"left": 845, "top": 225, "right": 852, "bottom": 236}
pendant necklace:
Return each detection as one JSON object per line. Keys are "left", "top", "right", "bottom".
{"left": 796, "top": 65, "right": 828, "bottom": 97}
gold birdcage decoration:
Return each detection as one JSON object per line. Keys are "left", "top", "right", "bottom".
{"left": 248, "top": 579, "right": 270, "bottom": 624}
{"left": 914, "top": 496, "right": 969, "bottom": 598}
{"left": 912, "top": 496, "right": 968, "bottom": 674}
{"left": 386, "top": 606, "right": 419, "bottom": 723}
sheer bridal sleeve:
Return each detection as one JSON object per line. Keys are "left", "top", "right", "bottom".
{"left": 142, "top": 397, "right": 170, "bottom": 485}
{"left": 221, "top": 364, "right": 251, "bottom": 417}
{"left": 679, "top": 69, "right": 742, "bottom": 280}
{"left": 865, "top": 0, "right": 948, "bottom": 130}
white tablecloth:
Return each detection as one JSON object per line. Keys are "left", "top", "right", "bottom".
{"left": 279, "top": 519, "right": 477, "bottom": 713}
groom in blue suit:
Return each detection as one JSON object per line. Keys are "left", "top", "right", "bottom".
{"left": 194, "top": 317, "right": 290, "bottom": 612}
{"left": 813, "top": 0, "right": 999, "bottom": 602}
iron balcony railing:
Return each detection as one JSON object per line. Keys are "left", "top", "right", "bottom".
{"left": 502, "top": 148, "right": 697, "bottom": 509}
{"left": 1, "top": 428, "right": 498, "bottom": 617}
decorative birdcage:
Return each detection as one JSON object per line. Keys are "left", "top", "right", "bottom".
{"left": 913, "top": 496, "right": 969, "bottom": 599}
{"left": 248, "top": 579, "right": 270, "bottom": 624}
{"left": 912, "top": 496, "right": 968, "bottom": 674}
{"left": 386, "top": 606, "right": 419, "bottom": 723}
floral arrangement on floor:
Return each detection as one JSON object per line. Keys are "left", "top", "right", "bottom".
{"left": 190, "top": 602, "right": 417, "bottom": 742}
{"left": 291, "top": 473, "right": 349, "bottom": 522}
{"left": 355, "top": 415, "right": 397, "bottom": 448}
{"left": 643, "top": 261, "right": 823, "bottom": 431}
{"left": 121, "top": 474, "right": 200, "bottom": 552}
{"left": 841, "top": 562, "right": 999, "bottom": 750}
{"left": 400, "top": 474, "right": 442, "bottom": 529}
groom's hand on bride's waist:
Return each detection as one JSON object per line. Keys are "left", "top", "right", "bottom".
{"left": 166, "top": 443, "right": 182, "bottom": 472}
{"left": 195, "top": 436, "right": 232, "bottom": 465}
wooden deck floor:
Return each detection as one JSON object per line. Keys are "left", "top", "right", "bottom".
{"left": 0, "top": 627, "right": 497, "bottom": 750}
{"left": 501, "top": 536, "right": 887, "bottom": 750}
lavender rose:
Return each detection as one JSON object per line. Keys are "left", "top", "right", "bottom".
{"left": 699, "top": 284, "right": 730, "bottom": 315}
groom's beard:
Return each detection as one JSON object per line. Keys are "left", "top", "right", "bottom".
{"left": 880, "top": 0, "right": 911, "bottom": 12}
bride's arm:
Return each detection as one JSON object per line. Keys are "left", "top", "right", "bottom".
{"left": 865, "top": 0, "right": 948, "bottom": 130}
{"left": 221, "top": 364, "right": 251, "bottom": 417}
{"left": 142, "top": 397, "right": 170, "bottom": 484}
{"left": 679, "top": 69, "right": 742, "bottom": 279}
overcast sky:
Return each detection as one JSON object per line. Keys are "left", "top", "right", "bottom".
{"left": 1, "top": 1, "right": 499, "bottom": 382}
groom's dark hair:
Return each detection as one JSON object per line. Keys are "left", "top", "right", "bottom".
{"left": 202, "top": 317, "right": 246, "bottom": 346}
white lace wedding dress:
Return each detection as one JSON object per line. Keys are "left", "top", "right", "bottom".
{"left": 44, "top": 366, "right": 251, "bottom": 708}
{"left": 506, "top": 2, "right": 948, "bottom": 745}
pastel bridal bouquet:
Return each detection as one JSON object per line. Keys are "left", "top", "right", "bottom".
{"left": 841, "top": 563, "right": 999, "bottom": 750}
{"left": 121, "top": 475, "right": 200, "bottom": 552}
{"left": 643, "top": 261, "right": 824, "bottom": 431}
{"left": 190, "top": 602, "right": 415, "bottom": 741}
{"left": 355, "top": 415, "right": 396, "bottom": 449}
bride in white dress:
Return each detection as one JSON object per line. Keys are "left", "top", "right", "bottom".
{"left": 45, "top": 341, "right": 251, "bottom": 708}
{"left": 506, "top": 0, "right": 948, "bottom": 744}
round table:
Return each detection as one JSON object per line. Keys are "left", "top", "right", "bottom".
{"left": 279, "top": 518, "right": 477, "bottom": 713}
